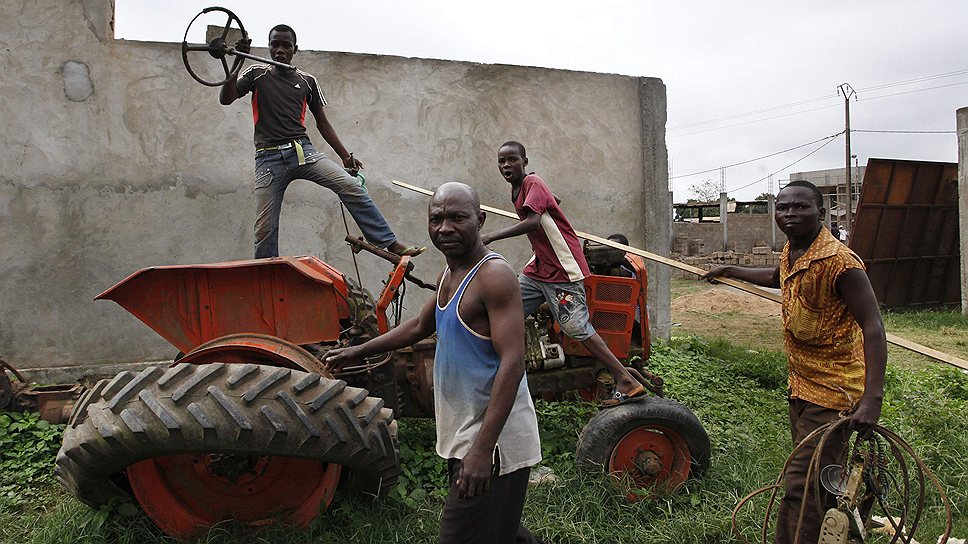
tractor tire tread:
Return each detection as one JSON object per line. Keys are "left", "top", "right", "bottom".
{"left": 56, "top": 363, "right": 399, "bottom": 508}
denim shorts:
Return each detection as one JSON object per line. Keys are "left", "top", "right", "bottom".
{"left": 519, "top": 274, "right": 596, "bottom": 341}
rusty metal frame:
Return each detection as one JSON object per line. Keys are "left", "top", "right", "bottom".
{"left": 849, "top": 158, "right": 960, "bottom": 309}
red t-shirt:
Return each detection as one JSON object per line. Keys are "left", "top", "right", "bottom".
{"left": 513, "top": 174, "right": 590, "bottom": 283}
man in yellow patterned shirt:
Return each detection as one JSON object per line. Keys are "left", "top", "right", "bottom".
{"left": 704, "top": 180, "right": 886, "bottom": 544}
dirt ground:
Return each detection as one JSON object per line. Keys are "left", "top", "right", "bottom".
{"left": 670, "top": 278, "right": 784, "bottom": 349}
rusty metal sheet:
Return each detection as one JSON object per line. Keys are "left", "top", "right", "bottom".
{"left": 850, "top": 158, "right": 960, "bottom": 309}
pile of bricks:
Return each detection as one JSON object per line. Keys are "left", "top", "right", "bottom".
{"left": 750, "top": 246, "right": 782, "bottom": 266}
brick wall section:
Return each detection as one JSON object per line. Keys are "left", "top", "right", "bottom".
{"left": 673, "top": 213, "right": 777, "bottom": 255}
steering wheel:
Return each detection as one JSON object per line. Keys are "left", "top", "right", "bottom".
{"left": 181, "top": 7, "right": 248, "bottom": 87}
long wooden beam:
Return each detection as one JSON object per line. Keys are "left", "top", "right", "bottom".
{"left": 393, "top": 179, "right": 968, "bottom": 371}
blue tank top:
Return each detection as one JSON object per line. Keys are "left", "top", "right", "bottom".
{"left": 433, "top": 252, "right": 542, "bottom": 475}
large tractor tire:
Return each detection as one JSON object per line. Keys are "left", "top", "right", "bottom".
{"left": 56, "top": 363, "right": 399, "bottom": 539}
{"left": 576, "top": 396, "right": 710, "bottom": 499}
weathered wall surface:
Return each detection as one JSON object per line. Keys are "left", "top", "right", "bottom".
{"left": 0, "top": 0, "right": 669, "bottom": 381}
{"left": 959, "top": 107, "right": 968, "bottom": 315}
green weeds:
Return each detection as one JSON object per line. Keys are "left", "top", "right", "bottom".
{"left": 0, "top": 411, "right": 64, "bottom": 510}
{"left": 1, "top": 316, "right": 965, "bottom": 543}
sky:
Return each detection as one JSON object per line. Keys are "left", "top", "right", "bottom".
{"left": 115, "top": 1, "right": 968, "bottom": 202}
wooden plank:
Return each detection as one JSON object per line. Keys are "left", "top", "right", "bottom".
{"left": 395, "top": 179, "right": 776, "bottom": 298}
{"left": 885, "top": 333, "right": 968, "bottom": 371}
{"left": 393, "top": 179, "right": 968, "bottom": 371}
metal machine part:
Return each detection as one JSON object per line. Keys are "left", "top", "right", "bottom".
{"left": 523, "top": 318, "right": 566, "bottom": 371}
{"left": 584, "top": 241, "right": 633, "bottom": 276}
{"left": 0, "top": 358, "right": 84, "bottom": 424}
{"left": 14, "top": 383, "right": 84, "bottom": 424}
{"left": 818, "top": 509, "right": 850, "bottom": 544}
{"left": 540, "top": 340, "right": 566, "bottom": 370}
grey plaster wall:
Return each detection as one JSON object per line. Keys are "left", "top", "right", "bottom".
{"left": 958, "top": 107, "right": 968, "bottom": 315}
{"left": 0, "top": 0, "right": 669, "bottom": 381}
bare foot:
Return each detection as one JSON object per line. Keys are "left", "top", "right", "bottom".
{"left": 386, "top": 241, "right": 426, "bottom": 257}
{"left": 615, "top": 374, "right": 643, "bottom": 396}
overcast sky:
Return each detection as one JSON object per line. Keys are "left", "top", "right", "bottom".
{"left": 116, "top": 1, "right": 968, "bottom": 201}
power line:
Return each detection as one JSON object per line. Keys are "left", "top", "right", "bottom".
{"left": 668, "top": 68, "right": 968, "bottom": 132}
{"left": 856, "top": 69, "right": 968, "bottom": 92}
{"left": 670, "top": 131, "right": 844, "bottom": 180}
{"left": 668, "top": 94, "right": 837, "bottom": 131}
{"left": 668, "top": 103, "right": 842, "bottom": 137}
{"left": 726, "top": 133, "right": 843, "bottom": 193}
{"left": 853, "top": 129, "right": 956, "bottom": 134}
{"left": 856, "top": 80, "right": 968, "bottom": 102}
{"left": 668, "top": 80, "right": 968, "bottom": 138}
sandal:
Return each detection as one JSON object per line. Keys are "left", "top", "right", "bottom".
{"left": 599, "top": 384, "right": 646, "bottom": 408}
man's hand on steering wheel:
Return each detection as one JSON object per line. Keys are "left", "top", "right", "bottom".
{"left": 235, "top": 37, "right": 252, "bottom": 54}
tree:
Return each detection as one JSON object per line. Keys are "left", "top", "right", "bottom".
{"left": 688, "top": 179, "right": 721, "bottom": 202}
{"left": 755, "top": 192, "right": 773, "bottom": 201}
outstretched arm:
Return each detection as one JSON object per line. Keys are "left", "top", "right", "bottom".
{"left": 308, "top": 102, "right": 363, "bottom": 174}
{"left": 480, "top": 209, "right": 540, "bottom": 246}
{"left": 456, "top": 262, "right": 527, "bottom": 499}
{"left": 703, "top": 265, "right": 780, "bottom": 288}
{"left": 838, "top": 268, "right": 887, "bottom": 436}
{"left": 325, "top": 292, "right": 437, "bottom": 372}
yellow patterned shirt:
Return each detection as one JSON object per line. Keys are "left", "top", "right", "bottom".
{"left": 780, "top": 227, "right": 867, "bottom": 410}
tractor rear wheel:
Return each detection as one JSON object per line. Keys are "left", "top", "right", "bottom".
{"left": 56, "top": 363, "right": 399, "bottom": 540}
{"left": 576, "top": 396, "right": 709, "bottom": 499}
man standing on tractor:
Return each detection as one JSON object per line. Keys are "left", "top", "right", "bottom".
{"left": 326, "top": 182, "right": 544, "bottom": 544}
{"left": 219, "top": 25, "right": 424, "bottom": 259}
{"left": 480, "top": 141, "right": 644, "bottom": 407}
{"left": 703, "top": 180, "right": 886, "bottom": 544}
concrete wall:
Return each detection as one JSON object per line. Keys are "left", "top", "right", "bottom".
{"left": 0, "top": 0, "right": 670, "bottom": 381}
{"left": 958, "top": 107, "right": 968, "bottom": 315}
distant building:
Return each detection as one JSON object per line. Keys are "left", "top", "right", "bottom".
{"left": 788, "top": 166, "right": 866, "bottom": 228}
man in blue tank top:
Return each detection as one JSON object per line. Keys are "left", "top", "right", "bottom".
{"left": 326, "top": 182, "right": 543, "bottom": 543}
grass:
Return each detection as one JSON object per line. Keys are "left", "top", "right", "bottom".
{"left": 1, "top": 307, "right": 965, "bottom": 543}
{"left": 882, "top": 309, "right": 968, "bottom": 370}
{"left": 672, "top": 277, "right": 968, "bottom": 371}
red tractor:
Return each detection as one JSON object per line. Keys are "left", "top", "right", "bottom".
{"left": 56, "top": 239, "right": 709, "bottom": 539}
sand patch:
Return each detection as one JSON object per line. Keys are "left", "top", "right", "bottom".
{"left": 672, "top": 285, "right": 782, "bottom": 318}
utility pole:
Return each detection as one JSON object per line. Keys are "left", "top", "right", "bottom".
{"left": 768, "top": 174, "right": 776, "bottom": 250}
{"left": 838, "top": 83, "right": 857, "bottom": 232}
{"left": 719, "top": 166, "right": 728, "bottom": 252}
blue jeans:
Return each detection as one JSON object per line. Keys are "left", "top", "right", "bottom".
{"left": 519, "top": 274, "right": 596, "bottom": 341}
{"left": 252, "top": 139, "right": 397, "bottom": 258}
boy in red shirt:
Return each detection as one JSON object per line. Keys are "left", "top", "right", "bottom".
{"left": 481, "top": 141, "right": 644, "bottom": 404}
